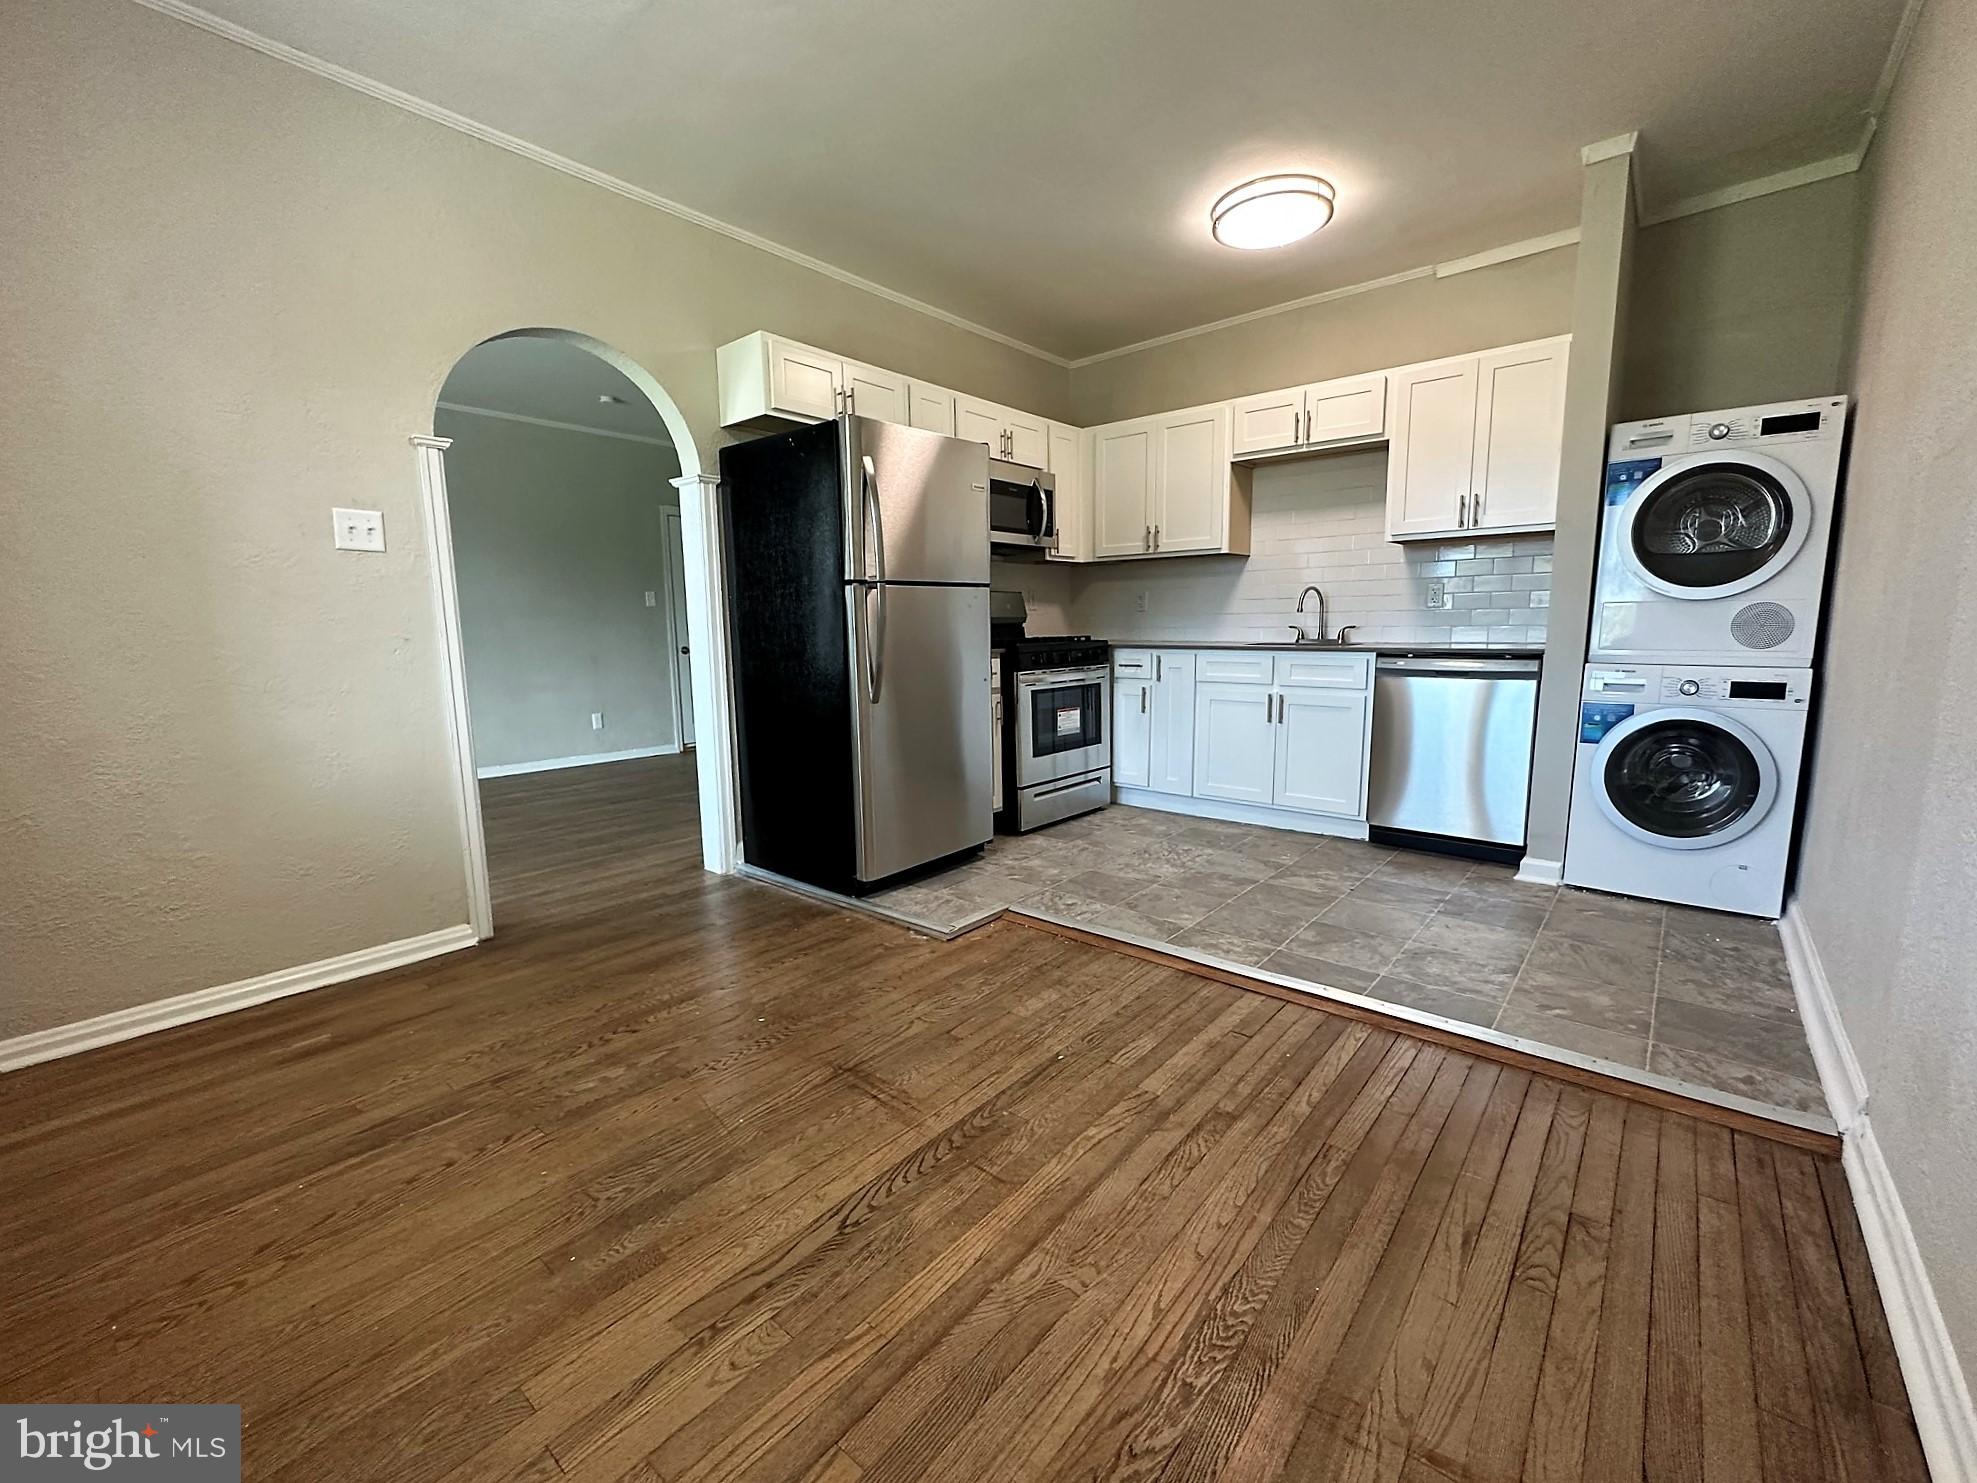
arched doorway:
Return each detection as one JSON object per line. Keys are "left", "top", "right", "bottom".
{"left": 414, "top": 328, "right": 732, "bottom": 939}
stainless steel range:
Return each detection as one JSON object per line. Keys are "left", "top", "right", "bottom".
{"left": 992, "top": 592, "right": 1110, "bottom": 833}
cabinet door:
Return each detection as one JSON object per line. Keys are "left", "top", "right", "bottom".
{"left": 1004, "top": 410, "right": 1049, "bottom": 468}
{"left": 767, "top": 338, "right": 844, "bottom": 422}
{"left": 1092, "top": 422, "right": 1155, "bottom": 559}
{"left": 906, "top": 380, "right": 956, "bottom": 436}
{"left": 1305, "top": 371, "right": 1388, "bottom": 443}
{"left": 1114, "top": 680, "right": 1152, "bottom": 790}
{"left": 1228, "top": 387, "right": 1306, "bottom": 458}
{"left": 1154, "top": 406, "right": 1228, "bottom": 554}
{"left": 842, "top": 360, "right": 906, "bottom": 425}
{"left": 1386, "top": 358, "right": 1478, "bottom": 539}
{"left": 1273, "top": 689, "right": 1369, "bottom": 817}
{"left": 953, "top": 396, "right": 1006, "bottom": 453}
{"left": 1470, "top": 342, "right": 1568, "bottom": 532}
{"left": 1045, "top": 422, "right": 1085, "bottom": 562}
{"left": 1148, "top": 651, "right": 1197, "bottom": 796}
{"left": 1193, "top": 681, "right": 1275, "bottom": 804}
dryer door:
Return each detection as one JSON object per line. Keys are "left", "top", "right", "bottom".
{"left": 1613, "top": 451, "right": 1812, "bottom": 600}
{"left": 1592, "top": 707, "right": 1778, "bottom": 850}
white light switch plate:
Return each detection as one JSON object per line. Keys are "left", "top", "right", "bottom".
{"left": 333, "top": 508, "right": 385, "bottom": 552}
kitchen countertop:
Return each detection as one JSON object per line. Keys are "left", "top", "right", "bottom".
{"left": 1106, "top": 639, "right": 1546, "bottom": 659}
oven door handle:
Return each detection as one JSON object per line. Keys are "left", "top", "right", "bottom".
{"left": 1016, "top": 667, "right": 1109, "bottom": 690}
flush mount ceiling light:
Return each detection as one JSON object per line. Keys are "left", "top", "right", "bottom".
{"left": 1210, "top": 174, "right": 1336, "bottom": 249}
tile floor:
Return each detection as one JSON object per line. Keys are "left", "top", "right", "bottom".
{"left": 870, "top": 803, "right": 1826, "bottom": 1118}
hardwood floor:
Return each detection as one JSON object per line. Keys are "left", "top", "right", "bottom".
{"left": 0, "top": 755, "right": 1928, "bottom": 1481}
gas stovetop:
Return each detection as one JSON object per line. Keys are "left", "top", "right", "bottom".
{"left": 996, "top": 633, "right": 1110, "bottom": 672}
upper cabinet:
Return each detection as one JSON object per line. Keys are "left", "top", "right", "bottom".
{"left": 1228, "top": 372, "right": 1388, "bottom": 460}
{"left": 955, "top": 396, "right": 1047, "bottom": 465}
{"left": 718, "top": 332, "right": 911, "bottom": 428}
{"left": 1089, "top": 405, "right": 1250, "bottom": 561}
{"left": 906, "top": 380, "right": 957, "bottom": 436}
{"left": 1384, "top": 337, "right": 1569, "bottom": 541}
{"left": 1045, "top": 422, "right": 1086, "bottom": 563}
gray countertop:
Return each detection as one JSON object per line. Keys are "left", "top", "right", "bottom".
{"left": 1106, "top": 639, "right": 1546, "bottom": 659}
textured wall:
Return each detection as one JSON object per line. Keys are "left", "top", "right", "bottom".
{"left": 1795, "top": 0, "right": 1977, "bottom": 1390}
{"left": 1619, "top": 173, "right": 1862, "bottom": 421}
{"left": 0, "top": 0, "right": 1067, "bottom": 1039}
{"left": 438, "top": 411, "right": 684, "bottom": 770}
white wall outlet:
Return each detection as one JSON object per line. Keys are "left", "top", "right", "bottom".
{"left": 590, "top": 712, "right": 605, "bottom": 731}
{"left": 1424, "top": 579, "right": 1449, "bottom": 610}
{"left": 1135, "top": 590, "right": 1149, "bottom": 614}
{"left": 332, "top": 508, "right": 385, "bottom": 552}
{"left": 644, "top": 590, "right": 658, "bottom": 607}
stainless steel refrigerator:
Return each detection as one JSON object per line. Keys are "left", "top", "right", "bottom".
{"left": 722, "top": 414, "right": 991, "bottom": 894}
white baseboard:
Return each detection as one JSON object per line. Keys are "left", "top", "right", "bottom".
{"left": 0, "top": 924, "right": 479, "bottom": 1073}
{"left": 1781, "top": 899, "right": 1977, "bottom": 1480}
{"left": 1515, "top": 855, "right": 1563, "bottom": 885}
{"left": 1111, "top": 787, "right": 1369, "bottom": 840}
{"left": 477, "top": 745, "right": 677, "bottom": 779}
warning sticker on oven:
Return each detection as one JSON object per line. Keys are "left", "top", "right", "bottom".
{"left": 1056, "top": 707, "right": 1080, "bottom": 736}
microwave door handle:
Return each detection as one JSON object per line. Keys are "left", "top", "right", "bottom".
{"left": 1026, "top": 479, "right": 1044, "bottom": 539}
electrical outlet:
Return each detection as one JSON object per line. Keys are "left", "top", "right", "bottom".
{"left": 332, "top": 507, "right": 385, "bottom": 552}
{"left": 590, "top": 712, "right": 605, "bottom": 731}
{"left": 644, "top": 590, "right": 658, "bottom": 607}
{"left": 1424, "top": 579, "right": 1449, "bottom": 610}
{"left": 1135, "top": 590, "right": 1149, "bottom": 615}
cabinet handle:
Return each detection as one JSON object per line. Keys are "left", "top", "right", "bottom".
{"left": 1140, "top": 687, "right": 1148, "bottom": 715}
{"left": 1153, "top": 523, "right": 1161, "bottom": 551}
{"left": 1144, "top": 523, "right": 1152, "bottom": 552}
{"left": 1155, "top": 654, "right": 1162, "bottom": 681}
{"left": 1473, "top": 489, "right": 1484, "bottom": 526}
{"left": 1458, "top": 492, "right": 1469, "bottom": 528}
{"left": 1304, "top": 407, "right": 1312, "bottom": 443}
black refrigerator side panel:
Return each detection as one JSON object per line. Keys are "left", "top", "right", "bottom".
{"left": 720, "top": 423, "right": 858, "bottom": 891}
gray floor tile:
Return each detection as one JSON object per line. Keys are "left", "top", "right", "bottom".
{"left": 1078, "top": 903, "right": 1179, "bottom": 943}
{"left": 1493, "top": 1006, "right": 1648, "bottom": 1068}
{"left": 1435, "top": 888, "right": 1553, "bottom": 934}
{"left": 1168, "top": 923, "right": 1280, "bottom": 967}
{"left": 1519, "top": 933, "right": 1659, "bottom": 994}
{"left": 1065, "top": 868, "right": 1154, "bottom": 904}
{"left": 1651, "top": 997, "right": 1819, "bottom": 1082}
{"left": 1366, "top": 976, "right": 1501, "bottom": 1029}
{"left": 1383, "top": 940, "right": 1526, "bottom": 1000}
{"left": 1318, "top": 895, "right": 1435, "bottom": 939}
{"left": 1284, "top": 920, "right": 1411, "bottom": 975}
{"left": 1341, "top": 875, "right": 1455, "bottom": 913}
{"left": 1189, "top": 887, "right": 1326, "bottom": 947}
{"left": 1502, "top": 967, "right": 1656, "bottom": 1038}
{"left": 1545, "top": 890, "right": 1666, "bottom": 953}
{"left": 1648, "top": 1043, "right": 1828, "bottom": 1116}
{"left": 1661, "top": 903, "right": 1784, "bottom": 950}
{"left": 1409, "top": 914, "right": 1537, "bottom": 963}
{"left": 1125, "top": 882, "right": 1245, "bottom": 932}
{"left": 1260, "top": 948, "right": 1381, "bottom": 995}
{"left": 1655, "top": 933, "right": 1800, "bottom": 1024}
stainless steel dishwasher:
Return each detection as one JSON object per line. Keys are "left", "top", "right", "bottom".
{"left": 1367, "top": 654, "right": 1541, "bottom": 857}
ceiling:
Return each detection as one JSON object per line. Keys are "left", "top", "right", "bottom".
{"left": 439, "top": 335, "right": 673, "bottom": 442}
{"left": 195, "top": 0, "right": 1907, "bottom": 361}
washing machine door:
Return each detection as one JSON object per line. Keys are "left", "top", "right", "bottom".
{"left": 1613, "top": 451, "right": 1812, "bottom": 600}
{"left": 1592, "top": 707, "right": 1778, "bottom": 850}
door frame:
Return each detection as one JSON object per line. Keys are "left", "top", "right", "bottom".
{"left": 416, "top": 328, "right": 737, "bottom": 942}
{"left": 661, "top": 507, "right": 694, "bottom": 749}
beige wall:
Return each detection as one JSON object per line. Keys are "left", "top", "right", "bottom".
{"left": 438, "top": 410, "right": 684, "bottom": 770}
{"left": 1618, "top": 173, "right": 1862, "bottom": 421}
{"left": 1795, "top": 0, "right": 1977, "bottom": 1409}
{"left": 0, "top": 0, "right": 1068, "bottom": 1040}
{"left": 1068, "top": 249, "right": 1579, "bottom": 426}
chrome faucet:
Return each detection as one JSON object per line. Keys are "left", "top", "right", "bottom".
{"left": 1290, "top": 585, "right": 1327, "bottom": 644}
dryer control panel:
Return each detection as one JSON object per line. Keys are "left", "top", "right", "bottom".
{"left": 1609, "top": 396, "right": 1847, "bottom": 458}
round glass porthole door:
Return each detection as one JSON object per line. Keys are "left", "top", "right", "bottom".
{"left": 1593, "top": 708, "right": 1777, "bottom": 850}
{"left": 1617, "top": 452, "right": 1811, "bottom": 599}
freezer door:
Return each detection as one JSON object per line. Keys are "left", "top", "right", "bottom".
{"left": 843, "top": 415, "right": 989, "bottom": 586}
{"left": 848, "top": 582, "right": 991, "bottom": 883}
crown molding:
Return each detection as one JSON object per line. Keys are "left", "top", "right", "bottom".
{"left": 127, "top": 0, "right": 1073, "bottom": 369}
{"left": 1434, "top": 228, "right": 1583, "bottom": 279}
{"left": 1639, "top": 149, "right": 1865, "bottom": 227}
{"left": 435, "top": 401, "right": 676, "bottom": 447}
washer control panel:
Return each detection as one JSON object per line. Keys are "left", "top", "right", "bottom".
{"left": 1585, "top": 666, "right": 1811, "bottom": 708}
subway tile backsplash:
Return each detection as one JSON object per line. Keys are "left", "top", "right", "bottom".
{"left": 1059, "top": 449, "right": 1553, "bottom": 647}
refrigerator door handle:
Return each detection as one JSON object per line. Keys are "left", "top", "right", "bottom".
{"left": 862, "top": 454, "right": 887, "bottom": 702}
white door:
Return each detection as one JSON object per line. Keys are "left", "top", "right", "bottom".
{"left": 767, "top": 338, "right": 843, "bottom": 421}
{"left": 1193, "top": 681, "right": 1275, "bottom": 804}
{"left": 953, "top": 397, "right": 1005, "bottom": 454}
{"left": 1148, "top": 651, "right": 1196, "bottom": 795}
{"left": 1114, "top": 679, "right": 1152, "bottom": 789}
{"left": 907, "top": 381, "right": 956, "bottom": 436}
{"left": 842, "top": 360, "right": 907, "bottom": 425}
{"left": 991, "top": 687, "right": 1003, "bottom": 813}
{"left": 1305, "top": 372, "right": 1388, "bottom": 444}
{"left": 1045, "top": 422, "right": 1084, "bottom": 562}
{"left": 1004, "top": 410, "right": 1049, "bottom": 468}
{"left": 1470, "top": 342, "right": 1568, "bottom": 532}
{"left": 1228, "top": 387, "right": 1306, "bottom": 458}
{"left": 1273, "top": 689, "right": 1367, "bottom": 816}
{"left": 663, "top": 509, "right": 695, "bottom": 747}
{"left": 1386, "top": 358, "right": 1479, "bottom": 538}
{"left": 1155, "top": 406, "right": 1227, "bottom": 554}
{"left": 1092, "top": 422, "right": 1155, "bottom": 559}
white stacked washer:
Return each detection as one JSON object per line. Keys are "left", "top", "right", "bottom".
{"left": 1593, "top": 397, "right": 1845, "bottom": 667}
{"left": 1564, "top": 664, "right": 1813, "bottom": 917}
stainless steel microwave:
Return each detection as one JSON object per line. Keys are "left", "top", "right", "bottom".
{"left": 987, "top": 459, "right": 1057, "bottom": 551}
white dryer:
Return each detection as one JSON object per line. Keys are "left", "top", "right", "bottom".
{"left": 1593, "top": 397, "right": 1846, "bottom": 667}
{"left": 1564, "top": 663, "right": 1812, "bottom": 918}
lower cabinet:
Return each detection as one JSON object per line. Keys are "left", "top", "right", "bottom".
{"left": 1274, "top": 689, "right": 1369, "bottom": 815}
{"left": 1147, "top": 651, "right": 1196, "bottom": 794}
{"left": 1192, "top": 682, "right": 1276, "bottom": 804}
{"left": 1113, "top": 676, "right": 1152, "bottom": 790}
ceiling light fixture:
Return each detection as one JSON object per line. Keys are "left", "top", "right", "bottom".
{"left": 1210, "top": 174, "right": 1336, "bottom": 250}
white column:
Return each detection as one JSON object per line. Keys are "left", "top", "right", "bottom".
{"left": 672, "top": 472, "right": 738, "bottom": 873}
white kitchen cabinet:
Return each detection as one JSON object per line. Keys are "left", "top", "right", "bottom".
{"left": 1154, "top": 404, "right": 1229, "bottom": 554}
{"left": 716, "top": 331, "right": 907, "bottom": 428}
{"left": 1228, "top": 386, "right": 1307, "bottom": 459}
{"left": 954, "top": 396, "right": 1048, "bottom": 465}
{"left": 842, "top": 359, "right": 906, "bottom": 423}
{"left": 1273, "top": 689, "right": 1370, "bottom": 817}
{"left": 1227, "top": 373, "right": 1386, "bottom": 459}
{"left": 1114, "top": 677, "right": 1152, "bottom": 790}
{"left": 1045, "top": 422, "right": 1086, "bottom": 562}
{"left": 1092, "top": 420, "right": 1158, "bottom": 559}
{"left": 907, "top": 380, "right": 957, "bottom": 436}
{"left": 1193, "top": 681, "right": 1276, "bottom": 804}
{"left": 1384, "top": 337, "right": 1568, "bottom": 540}
{"left": 1147, "top": 650, "right": 1196, "bottom": 795}
{"left": 1469, "top": 342, "right": 1568, "bottom": 532}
